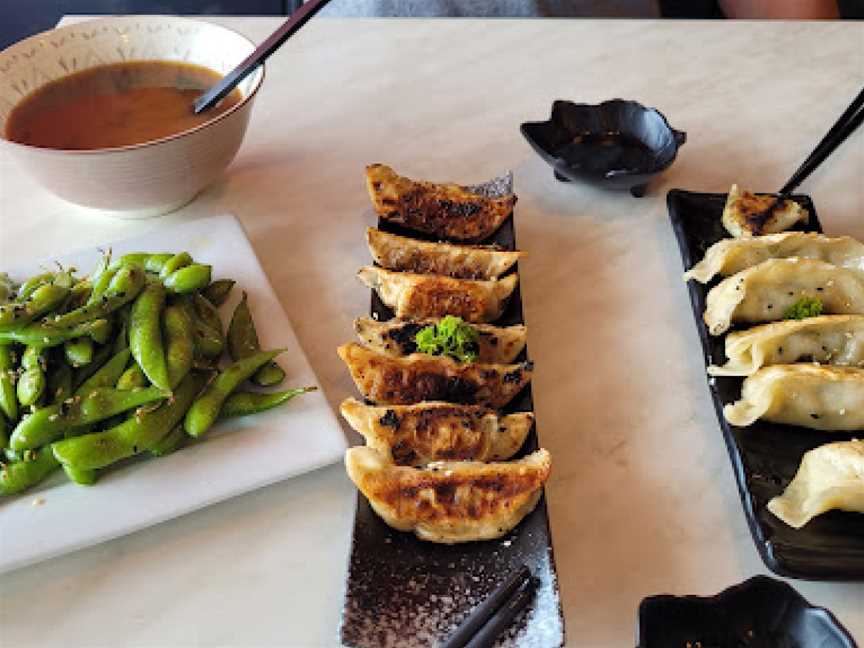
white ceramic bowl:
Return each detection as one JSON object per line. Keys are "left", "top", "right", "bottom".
{"left": 0, "top": 16, "right": 264, "bottom": 218}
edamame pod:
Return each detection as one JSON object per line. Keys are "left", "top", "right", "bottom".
{"left": 228, "top": 293, "right": 285, "bottom": 386}
{"left": 163, "top": 304, "right": 194, "bottom": 389}
{"left": 85, "top": 252, "right": 114, "bottom": 305}
{"left": 159, "top": 252, "right": 193, "bottom": 279}
{"left": 17, "top": 368, "right": 45, "bottom": 407}
{"left": 52, "top": 264, "right": 145, "bottom": 327}
{"left": 0, "top": 318, "right": 111, "bottom": 348}
{"left": 179, "top": 296, "right": 223, "bottom": 359}
{"left": 71, "top": 337, "right": 116, "bottom": 390}
{"left": 144, "top": 254, "right": 174, "bottom": 274}
{"left": 63, "top": 464, "right": 96, "bottom": 485}
{"left": 148, "top": 424, "right": 186, "bottom": 457}
{"left": 130, "top": 281, "right": 170, "bottom": 390}
{"left": 17, "top": 272, "right": 54, "bottom": 301}
{"left": 10, "top": 385, "right": 169, "bottom": 450}
{"left": 164, "top": 264, "right": 212, "bottom": 294}
{"left": 64, "top": 337, "right": 93, "bottom": 367}
{"left": 0, "top": 447, "right": 59, "bottom": 496}
{"left": 53, "top": 372, "right": 206, "bottom": 470}
{"left": 116, "top": 364, "right": 148, "bottom": 390}
{"left": 75, "top": 348, "right": 131, "bottom": 396}
{"left": 219, "top": 387, "right": 315, "bottom": 418}
{"left": 22, "top": 346, "right": 45, "bottom": 371}
{"left": 0, "top": 282, "right": 69, "bottom": 330}
{"left": 202, "top": 279, "right": 235, "bottom": 307}
{"left": 0, "top": 346, "right": 18, "bottom": 422}
{"left": 184, "top": 349, "right": 284, "bottom": 438}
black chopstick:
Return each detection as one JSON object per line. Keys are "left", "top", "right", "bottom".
{"left": 193, "top": 0, "right": 333, "bottom": 114}
{"left": 778, "top": 85, "right": 864, "bottom": 195}
{"left": 441, "top": 565, "right": 536, "bottom": 648}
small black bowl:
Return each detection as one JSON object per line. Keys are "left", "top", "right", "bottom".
{"left": 520, "top": 99, "right": 686, "bottom": 197}
{"left": 637, "top": 575, "right": 857, "bottom": 648}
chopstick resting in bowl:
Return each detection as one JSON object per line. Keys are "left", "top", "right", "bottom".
{"left": 193, "top": 0, "right": 333, "bottom": 114}
{"left": 441, "top": 565, "right": 538, "bottom": 648}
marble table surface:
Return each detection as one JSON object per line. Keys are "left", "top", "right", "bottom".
{"left": 1, "top": 16, "right": 863, "bottom": 648}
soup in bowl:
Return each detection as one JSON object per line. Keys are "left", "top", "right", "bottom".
{"left": 0, "top": 16, "right": 264, "bottom": 218}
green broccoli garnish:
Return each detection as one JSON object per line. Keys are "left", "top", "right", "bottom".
{"left": 414, "top": 316, "right": 479, "bottom": 363}
{"left": 784, "top": 297, "right": 823, "bottom": 320}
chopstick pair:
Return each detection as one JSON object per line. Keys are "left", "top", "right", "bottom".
{"left": 441, "top": 565, "right": 538, "bottom": 648}
{"left": 759, "top": 85, "right": 864, "bottom": 214}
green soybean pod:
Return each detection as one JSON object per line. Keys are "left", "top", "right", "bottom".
{"left": 17, "top": 367, "right": 45, "bottom": 407}
{"left": 71, "top": 337, "right": 115, "bottom": 390}
{"left": 219, "top": 387, "right": 316, "bottom": 419}
{"left": 228, "top": 293, "right": 285, "bottom": 387}
{"left": 130, "top": 281, "right": 170, "bottom": 391}
{"left": 53, "top": 264, "right": 145, "bottom": 327}
{"left": 0, "top": 318, "right": 111, "bottom": 348}
{"left": 144, "top": 254, "right": 174, "bottom": 274}
{"left": 148, "top": 424, "right": 186, "bottom": 457}
{"left": 63, "top": 464, "right": 96, "bottom": 486}
{"left": 0, "top": 346, "right": 18, "bottom": 422}
{"left": 184, "top": 349, "right": 284, "bottom": 438}
{"left": 10, "top": 385, "right": 169, "bottom": 451}
{"left": 116, "top": 364, "right": 148, "bottom": 390}
{"left": 164, "top": 264, "right": 212, "bottom": 295}
{"left": 75, "top": 348, "right": 131, "bottom": 397}
{"left": 180, "top": 295, "right": 223, "bottom": 359}
{"left": 0, "top": 447, "right": 59, "bottom": 496}
{"left": 86, "top": 265, "right": 118, "bottom": 306}
{"left": 202, "top": 279, "right": 235, "bottom": 307}
{"left": 17, "top": 272, "right": 54, "bottom": 301}
{"left": 163, "top": 304, "right": 194, "bottom": 389}
{"left": 0, "top": 282, "right": 69, "bottom": 330}
{"left": 159, "top": 252, "right": 193, "bottom": 279}
{"left": 52, "top": 372, "right": 206, "bottom": 471}
{"left": 64, "top": 337, "right": 94, "bottom": 367}
{"left": 22, "top": 346, "right": 45, "bottom": 371}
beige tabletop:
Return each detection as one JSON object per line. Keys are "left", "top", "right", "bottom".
{"left": 1, "top": 15, "right": 863, "bottom": 648}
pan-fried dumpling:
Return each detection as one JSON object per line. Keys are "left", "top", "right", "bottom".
{"left": 340, "top": 397, "right": 533, "bottom": 465}
{"left": 337, "top": 342, "right": 532, "bottom": 407}
{"left": 704, "top": 259, "right": 864, "bottom": 336}
{"left": 709, "top": 315, "right": 864, "bottom": 376}
{"left": 354, "top": 316, "right": 527, "bottom": 364}
{"left": 358, "top": 266, "right": 517, "bottom": 323}
{"left": 767, "top": 439, "right": 864, "bottom": 529}
{"left": 684, "top": 232, "right": 864, "bottom": 283}
{"left": 365, "top": 164, "right": 516, "bottom": 241}
{"left": 721, "top": 184, "right": 808, "bottom": 238}
{"left": 345, "top": 446, "right": 551, "bottom": 543}
{"left": 366, "top": 228, "right": 522, "bottom": 280}
{"left": 724, "top": 365, "right": 864, "bottom": 430}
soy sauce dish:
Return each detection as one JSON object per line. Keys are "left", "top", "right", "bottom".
{"left": 0, "top": 16, "right": 264, "bottom": 218}
{"left": 521, "top": 99, "right": 685, "bottom": 197}
{"left": 637, "top": 576, "right": 857, "bottom": 648}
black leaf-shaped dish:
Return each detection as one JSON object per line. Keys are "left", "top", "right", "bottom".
{"left": 521, "top": 99, "right": 685, "bottom": 197}
{"left": 637, "top": 575, "right": 857, "bottom": 648}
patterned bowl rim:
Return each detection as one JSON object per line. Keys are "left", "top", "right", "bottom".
{"left": 0, "top": 15, "right": 265, "bottom": 155}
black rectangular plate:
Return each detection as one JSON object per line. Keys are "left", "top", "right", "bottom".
{"left": 339, "top": 213, "right": 565, "bottom": 647}
{"left": 668, "top": 189, "right": 864, "bottom": 580}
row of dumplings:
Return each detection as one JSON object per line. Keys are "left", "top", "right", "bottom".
{"left": 686, "top": 222, "right": 864, "bottom": 530}
{"left": 338, "top": 165, "right": 551, "bottom": 544}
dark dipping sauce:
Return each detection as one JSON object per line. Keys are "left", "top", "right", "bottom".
{"left": 556, "top": 132, "right": 656, "bottom": 175}
{"left": 5, "top": 61, "right": 243, "bottom": 150}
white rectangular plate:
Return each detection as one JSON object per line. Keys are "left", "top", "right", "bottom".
{"left": 0, "top": 213, "right": 347, "bottom": 573}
